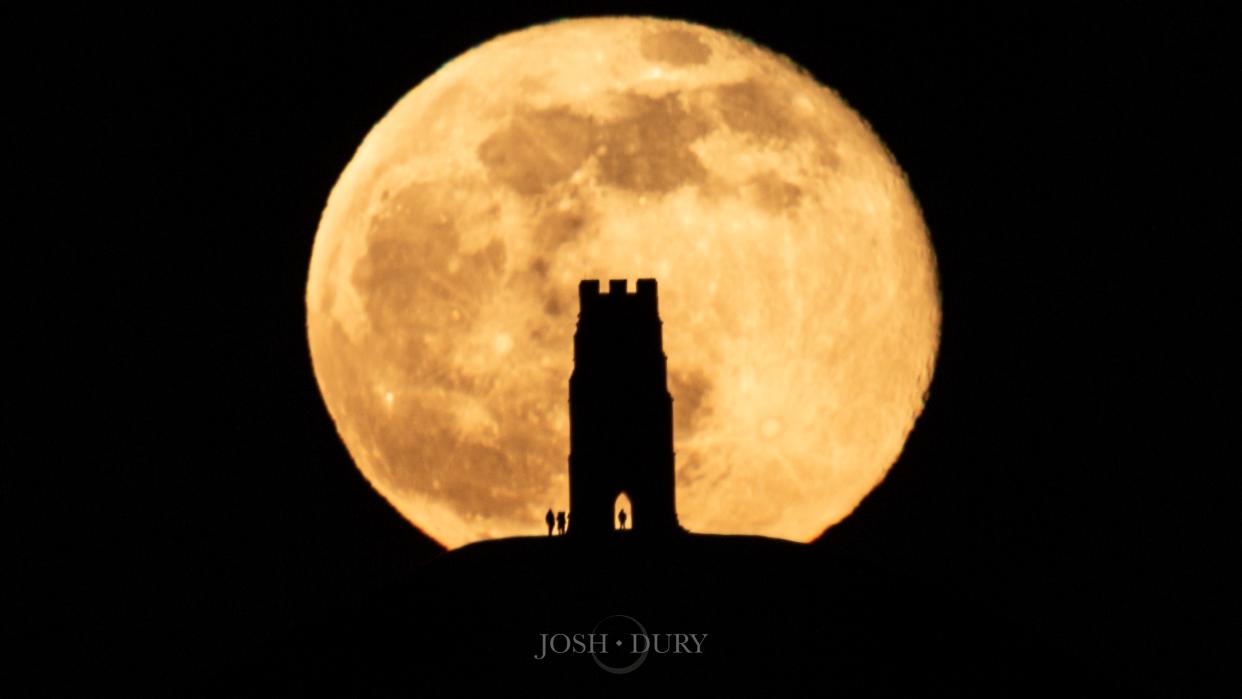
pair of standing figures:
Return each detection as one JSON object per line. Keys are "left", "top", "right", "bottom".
{"left": 545, "top": 508, "right": 627, "bottom": 535}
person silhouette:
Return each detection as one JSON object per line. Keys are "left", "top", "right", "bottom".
{"left": 618, "top": 508, "right": 627, "bottom": 530}
{"left": 545, "top": 508, "right": 555, "bottom": 536}
{"left": 556, "top": 511, "right": 566, "bottom": 535}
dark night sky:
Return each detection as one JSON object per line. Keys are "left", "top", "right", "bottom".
{"left": 10, "top": 5, "right": 1234, "bottom": 694}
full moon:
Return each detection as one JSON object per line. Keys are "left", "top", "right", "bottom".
{"left": 306, "top": 17, "right": 940, "bottom": 548}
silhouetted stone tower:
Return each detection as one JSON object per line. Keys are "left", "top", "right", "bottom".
{"left": 568, "top": 279, "right": 680, "bottom": 536}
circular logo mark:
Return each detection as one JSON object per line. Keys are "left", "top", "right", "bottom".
{"left": 591, "top": 614, "right": 649, "bottom": 675}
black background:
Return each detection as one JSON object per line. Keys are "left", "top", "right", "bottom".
{"left": 10, "top": 4, "right": 1234, "bottom": 694}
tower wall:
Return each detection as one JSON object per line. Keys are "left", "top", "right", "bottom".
{"left": 567, "top": 279, "right": 680, "bottom": 535}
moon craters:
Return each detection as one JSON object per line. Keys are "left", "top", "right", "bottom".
{"left": 640, "top": 28, "right": 712, "bottom": 66}
{"left": 477, "top": 107, "right": 596, "bottom": 196}
{"left": 712, "top": 80, "right": 800, "bottom": 142}
{"left": 596, "top": 93, "right": 713, "bottom": 193}
{"left": 747, "top": 171, "right": 804, "bottom": 213}
{"left": 670, "top": 368, "right": 714, "bottom": 436}
{"left": 352, "top": 179, "right": 506, "bottom": 344}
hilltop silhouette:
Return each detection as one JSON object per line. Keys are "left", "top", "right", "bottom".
{"left": 211, "top": 531, "right": 1104, "bottom": 695}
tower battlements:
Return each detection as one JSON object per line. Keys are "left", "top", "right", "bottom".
{"left": 574, "top": 278, "right": 664, "bottom": 366}
{"left": 577, "top": 278, "right": 659, "bottom": 314}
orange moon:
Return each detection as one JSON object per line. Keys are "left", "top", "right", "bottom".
{"left": 306, "top": 17, "right": 940, "bottom": 548}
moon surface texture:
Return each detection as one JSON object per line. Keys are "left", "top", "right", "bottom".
{"left": 307, "top": 17, "right": 940, "bottom": 548}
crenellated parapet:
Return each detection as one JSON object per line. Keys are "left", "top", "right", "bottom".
{"left": 578, "top": 278, "right": 659, "bottom": 313}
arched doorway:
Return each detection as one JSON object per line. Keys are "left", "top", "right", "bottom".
{"left": 614, "top": 492, "right": 632, "bottom": 530}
